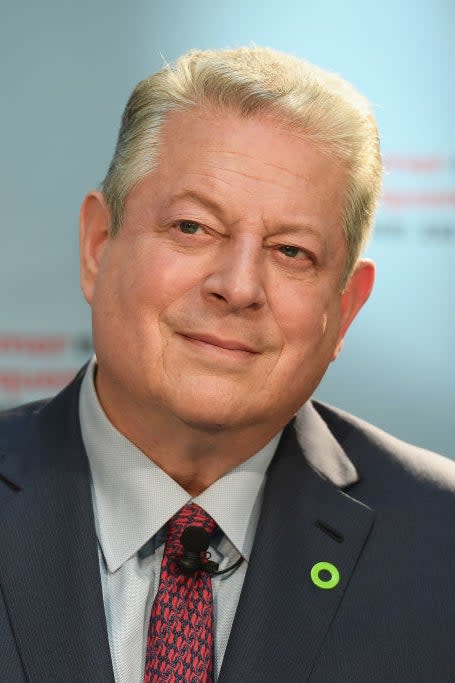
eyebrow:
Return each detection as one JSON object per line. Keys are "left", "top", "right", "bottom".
{"left": 163, "top": 188, "right": 326, "bottom": 245}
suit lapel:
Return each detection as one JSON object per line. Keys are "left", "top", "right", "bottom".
{"left": 218, "top": 404, "right": 375, "bottom": 683}
{"left": 0, "top": 373, "right": 114, "bottom": 682}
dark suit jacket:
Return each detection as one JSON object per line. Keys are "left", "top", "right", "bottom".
{"left": 1, "top": 367, "right": 455, "bottom": 682}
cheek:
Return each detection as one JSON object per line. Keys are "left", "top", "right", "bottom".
{"left": 267, "top": 284, "right": 343, "bottom": 396}
{"left": 105, "top": 239, "right": 195, "bottom": 319}
{"left": 271, "top": 281, "right": 339, "bottom": 349}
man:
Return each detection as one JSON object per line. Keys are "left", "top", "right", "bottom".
{"left": 1, "top": 46, "right": 454, "bottom": 683}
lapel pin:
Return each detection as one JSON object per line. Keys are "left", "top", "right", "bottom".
{"left": 310, "top": 561, "right": 340, "bottom": 589}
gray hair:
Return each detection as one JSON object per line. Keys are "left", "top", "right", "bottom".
{"left": 102, "top": 46, "right": 382, "bottom": 285}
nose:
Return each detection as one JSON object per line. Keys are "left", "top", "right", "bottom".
{"left": 201, "top": 235, "right": 266, "bottom": 312}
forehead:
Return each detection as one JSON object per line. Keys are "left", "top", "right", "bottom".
{"left": 158, "top": 107, "right": 344, "bottom": 183}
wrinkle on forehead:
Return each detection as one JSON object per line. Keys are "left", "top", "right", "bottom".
{"left": 180, "top": 165, "right": 343, "bottom": 215}
{"left": 202, "top": 148, "right": 314, "bottom": 182}
{"left": 184, "top": 167, "right": 307, "bottom": 197}
{"left": 195, "top": 160, "right": 313, "bottom": 191}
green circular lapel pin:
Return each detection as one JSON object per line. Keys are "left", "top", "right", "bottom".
{"left": 310, "top": 561, "right": 340, "bottom": 589}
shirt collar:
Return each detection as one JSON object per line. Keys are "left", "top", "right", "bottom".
{"left": 79, "top": 357, "right": 280, "bottom": 573}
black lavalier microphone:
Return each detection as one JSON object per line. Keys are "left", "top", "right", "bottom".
{"left": 176, "top": 526, "right": 244, "bottom": 576}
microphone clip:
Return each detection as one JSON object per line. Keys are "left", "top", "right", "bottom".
{"left": 175, "top": 525, "right": 243, "bottom": 577}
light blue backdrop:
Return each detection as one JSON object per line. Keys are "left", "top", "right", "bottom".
{"left": 1, "top": 1, "right": 453, "bottom": 455}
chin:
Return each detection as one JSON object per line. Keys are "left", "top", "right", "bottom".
{"left": 171, "top": 403, "right": 241, "bottom": 433}
{"left": 166, "top": 392, "right": 253, "bottom": 433}
{"left": 179, "top": 415, "right": 230, "bottom": 434}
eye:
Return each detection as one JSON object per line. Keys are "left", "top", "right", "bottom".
{"left": 177, "top": 220, "right": 202, "bottom": 234}
{"left": 278, "top": 245, "right": 303, "bottom": 258}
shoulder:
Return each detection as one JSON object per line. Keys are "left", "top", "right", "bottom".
{"left": 311, "top": 399, "right": 455, "bottom": 500}
{"left": 0, "top": 400, "right": 52, "bottom": 494}
{"left": 0, "top": 367, "right": 86, "bottom": 487}
{"left": 0, "top": 399, "right": 50, "bottom": 450}
{"left": 0, "top": 365, "right": 87, "bottom": 447}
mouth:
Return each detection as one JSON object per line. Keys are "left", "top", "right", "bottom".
{"left": 178, "top": 333, "right": 259, "bottom": 356}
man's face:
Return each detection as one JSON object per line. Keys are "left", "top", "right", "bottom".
{"left": 81, "top": 108, "right": 373, "bottom": 433}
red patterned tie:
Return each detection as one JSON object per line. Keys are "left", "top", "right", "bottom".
{"left": 144, "top": 503, "right": 218, "bottom": 683}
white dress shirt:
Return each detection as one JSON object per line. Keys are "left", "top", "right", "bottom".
{"left": 79, "top": 358, "right": 281, "bottom": 683}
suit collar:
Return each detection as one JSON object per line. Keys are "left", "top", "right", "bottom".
{"left": 0, "top": 368, "right": 115, "bottom": 682}
{"left": 294, "top": 401, "right": 359, "bottom": 488}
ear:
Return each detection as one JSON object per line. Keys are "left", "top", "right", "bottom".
{"left": 79, "top": 191, "right": 111, "bottom": 304}
{"left": 332, "top": 259, "right": 375, "bottom": 360}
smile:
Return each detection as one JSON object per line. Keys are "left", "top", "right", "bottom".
{"left": 178, "top": 333, "right": 259, "bottom": 360}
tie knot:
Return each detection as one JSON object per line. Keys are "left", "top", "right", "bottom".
{"left": 165, "top": 503, "right": 217, "bottom": 557}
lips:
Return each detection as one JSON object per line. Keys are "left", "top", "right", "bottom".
{"left": 180, "top": 333, "right": 258, "bottom": 354}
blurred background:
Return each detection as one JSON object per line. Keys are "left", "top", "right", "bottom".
{"left": 1, "top": 0, "right": 453, "bottom": 456}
